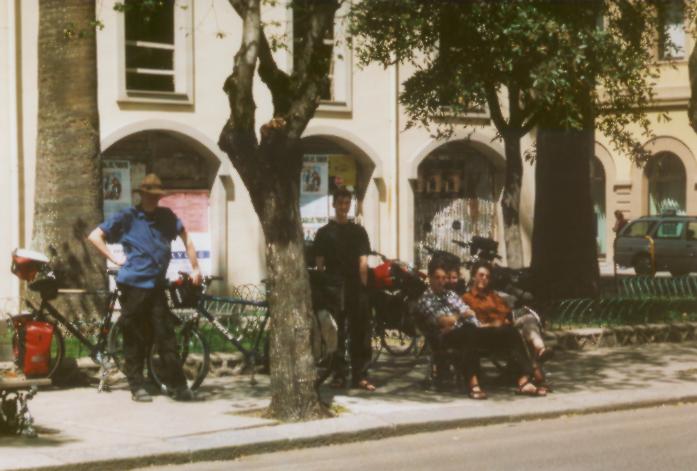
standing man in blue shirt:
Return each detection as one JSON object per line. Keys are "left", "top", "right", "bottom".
{"left": 88, "top": 173, "right": 202, "bottom": 402}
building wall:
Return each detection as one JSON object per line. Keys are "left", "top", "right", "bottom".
{"left": 0, "top": 0, "right": 23, "bottom": 306}
{"left": 3, "top": 0, "right": 697, "bottom": 302}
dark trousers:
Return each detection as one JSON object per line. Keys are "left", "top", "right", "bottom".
{"left": 332, "top": 284, "right": 372, "bottom": 383}
{"left": 441, "top": 323, "right": 533, "bottom": 382}
{"left": 118, "top": 284, "right": 186, "bottom": 392}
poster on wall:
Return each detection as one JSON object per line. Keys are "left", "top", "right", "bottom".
{"left": 103, "top": 160, "right": 132, "bottom": 219}
{"left": 300, "top": 155, "right": 330, "bottom": 240}
{"left": 328, "top": 154, "right": 357, "bottom": 192}
{"left": 159, "top": 191, "right": 212, "bottom": 280}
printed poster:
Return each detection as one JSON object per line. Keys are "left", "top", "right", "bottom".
{"left": 159, "top": 191, "right": 212, "bottom": 280}
{"left": 301, "top": 155, "right": 329, "bottom": 240}
{"left": 328, "top": 154, "right": 357, "bottom": 192}
{"left": 103, "top": 160, "right": 131, "bottom": 219}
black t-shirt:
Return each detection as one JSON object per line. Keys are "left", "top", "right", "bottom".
{"left": 314, "top": 220, "right": 371, "bottom": 284}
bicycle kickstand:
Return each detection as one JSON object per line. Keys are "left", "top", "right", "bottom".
{"left": 249, "top": 356, "right": 257, "bottom": 386}
{"left": 96, "top": 358, "right": 111, "bottom": 393}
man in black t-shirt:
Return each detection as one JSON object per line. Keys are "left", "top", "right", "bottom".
{"left": 314, "top": 187, "right": 375, "bottom": 391}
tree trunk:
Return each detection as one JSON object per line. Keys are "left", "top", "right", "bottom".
{"left": 218, "top": 0, "right": 338, "bottom": 421}
{"left": 219, "top": 126, "right": 325, "bottom": 421}
{"left": 501, "top": 133, "right": 525, "bottom": 269}
{"left": 261, "top": 184, "right": 324, "bottom": 420}
{"left": 531, "top": 125, "right": 600, "bottom": 302}
{"left": 33, "top": 0, "right": 104, "bottom": 317}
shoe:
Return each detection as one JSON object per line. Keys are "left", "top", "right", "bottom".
{"left": 515, "top": 380, "right": 547, "bottom": 397}
{"left": 131, "top": 388, "right": 153, "bottom": 403}
{"left": 172, "top": 386, "right": 195, "bottom": 402}
{"left": 468, "top": 386, "right": 488, "bottom": 400}
{"left": 352, "top": 379, "right": 376, "bottom": 392}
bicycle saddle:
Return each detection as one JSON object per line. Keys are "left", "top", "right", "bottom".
{"left": 28, "top": 276, "right": 59, "bottom": 301}
{"left": 11, "top": 249, "right": 49, "bottom": 282}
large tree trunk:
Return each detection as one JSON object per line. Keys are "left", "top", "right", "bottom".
{"left": 501, "top": 132, "right": 525, "bottom": 269}
{"left": 531, "top": 124, "right": 599, "bottom": 302}
{"left": 219, "top": 125, "right": 325, "bottom": 421}
{"left": 219, "top": 0, "right": 338, "bottom": 421}
{"left": 260, "top": 176, "right": 323, "bottom": 420}
{"left": 33, "top": 0, "right": 104, "bottom": 317}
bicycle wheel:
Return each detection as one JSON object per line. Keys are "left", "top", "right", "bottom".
{"left": 106, "top": 317, "right": 126, "bottom": 373}
{"left": 46, "top": 326, "right": 65, "bottom": 379}
{"left": 315, "top": 350, "right": 334, "bottom": 387}
{"left": 381, "top": 329, "right": 418, "bottom": 356}
{"left": 370, "top": 325, "right": 383, "bottom": 365}
{"left": 149, "top": 324, "right": 210, "bottom": 391}
{"left": 12, "top": 321, "right": 64, "bottom": 380}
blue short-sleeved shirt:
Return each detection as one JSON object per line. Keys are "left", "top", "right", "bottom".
{"left": 100, "top": 206, "right": 184, "bottom": 288}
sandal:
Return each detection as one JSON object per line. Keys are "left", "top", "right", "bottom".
{"left": 354, "top": 379, "right": 377, "bottom": 392}
{"left": 534, "top": 381, "right": 554, "bottom": 393}
{"left": 516, "top": 380, "right": 547, "bottom": 397}
{"left": 468, "top": 386, "right": 488, "bottom": 400}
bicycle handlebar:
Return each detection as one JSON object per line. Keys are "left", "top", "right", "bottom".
{"left": 451, "top": 239, "right": 470, "bottom": 249}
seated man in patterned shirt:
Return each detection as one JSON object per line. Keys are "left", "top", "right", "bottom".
{"left": 416, "top": 260, "right": 541, "bottom": 399}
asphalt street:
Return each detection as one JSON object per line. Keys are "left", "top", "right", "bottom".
{"left": 138, "top": 402, "right": 697, "bottom": 471}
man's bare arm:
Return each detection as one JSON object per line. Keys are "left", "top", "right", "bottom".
{"left": 359, "top": 255, "right": 368, "bottom": 287}
{"left": 87, "top": 227, "right": 124, "bottom": 266}
{"left": 179, "top": 228, "right": 202, "bottom": 285}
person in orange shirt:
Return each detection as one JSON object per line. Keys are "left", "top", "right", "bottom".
{"left": 463, "top": 261, "right": 551, "bottom": 393}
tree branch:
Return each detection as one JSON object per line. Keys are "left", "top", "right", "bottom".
{"left": 258, "top": 32, "right": 292, "bottom": 116}
{"left": 521, "top": 112, "right": 539, "bottom": 135}
{"left": 285, "top": 0, "right": 340, "bottom": 138}
{"left": 219, "top": 0, "right": 261, "bottom": 179}
{"left": 485, "top": 84, "right": 509, "bottom": 133}
{"left": 508, "top": 83, "right": 522, "bottom": 129}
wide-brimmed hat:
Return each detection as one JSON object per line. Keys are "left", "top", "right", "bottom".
{"left": 133, "top": 173, "right": 167, "bottom": 196}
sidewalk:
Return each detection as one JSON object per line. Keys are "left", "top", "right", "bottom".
{"left": 4, "top": 341, "right": 697, "bottom": 471}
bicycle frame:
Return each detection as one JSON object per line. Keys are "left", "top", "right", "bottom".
{"left": 191, "top": 295, "right": 270, "bottom": 379}
{"left": 28, "top": 288, "right": 119, "bottom": 360}
{"left": 22, "top": 288, "right": 120, "bottom": 392}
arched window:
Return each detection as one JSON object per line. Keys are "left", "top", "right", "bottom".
{"left": 646, "top": 152, "right": 686, "bottom": 215}
{"left": 590, "top": 157, "right": 606, "bottom": 256}
{"left": 413, "top": 142, "right": 501, "bottom": 267}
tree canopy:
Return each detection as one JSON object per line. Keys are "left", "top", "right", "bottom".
{"left": 350, "top": 0, "right": 671, "bottom": 160}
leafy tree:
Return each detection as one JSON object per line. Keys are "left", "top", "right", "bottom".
{"left": 688, "top": 1, "right": 697, "bottom": 132}
{"left": 33, "top": 0, "right": 104, "bottom": 316}
{"left": 350, "top": 0, "right": 665, "bottom": 300}
{"left": 217, "top": 0, "right": 340, "bottom": 421}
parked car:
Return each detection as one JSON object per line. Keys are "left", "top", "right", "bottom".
{"left": 614, "top": 213, "right": 697, "bottom": 276}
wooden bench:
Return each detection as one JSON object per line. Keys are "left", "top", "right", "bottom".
{"left": 0, "top": 377, "right": 51, "bottom": 437}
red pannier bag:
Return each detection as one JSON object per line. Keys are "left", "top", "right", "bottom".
{"left": 13, "top": 315, "right": 54, "bottom": 377}
{"left": 370, "top": 261, "right": 395, "bottom": 289}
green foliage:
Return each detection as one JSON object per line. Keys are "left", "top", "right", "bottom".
{"left": 349, "top": 0, "right": 671, "bottom": 161}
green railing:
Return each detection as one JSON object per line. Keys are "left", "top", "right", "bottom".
{"left": 547, "top": 276, "right": 697, "bottom": 328}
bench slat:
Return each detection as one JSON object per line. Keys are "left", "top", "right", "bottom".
{"left": 0, "top": 378, "right": 51, "bottom": 390}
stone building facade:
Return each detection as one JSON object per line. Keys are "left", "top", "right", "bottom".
{"left": 1, "top": 0, "right": 695, "bottom": 301}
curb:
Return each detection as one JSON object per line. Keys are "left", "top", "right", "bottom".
{"left": 14, "top": 394, "right": 697, "bottom": 471}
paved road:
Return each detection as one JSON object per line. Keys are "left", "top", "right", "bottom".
{"left": 140, "top": 403, "right": 697, "bottom": 471}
